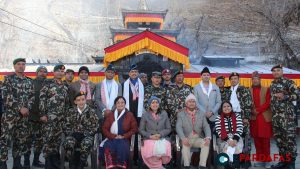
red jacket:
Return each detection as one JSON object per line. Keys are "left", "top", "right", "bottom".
{"left": 250, "top": 86, "right": 273, "bottom": 138}
{"left": 102, "top": 110, "right": 138, "bottom": 140}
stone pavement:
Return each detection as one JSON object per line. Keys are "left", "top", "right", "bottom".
{"left": 5, "top": 136, "right": 300, "bottom": 169}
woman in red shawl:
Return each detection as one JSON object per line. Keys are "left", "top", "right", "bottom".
{"left": 215, "top": 101, "right": 244, "bottom": 169}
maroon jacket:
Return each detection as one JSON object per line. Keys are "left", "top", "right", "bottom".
{"left": 102, "top": 110, "right": 138, "bottom": 140}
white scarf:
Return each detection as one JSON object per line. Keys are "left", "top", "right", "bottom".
{"left": 200, "top": 81, "right": 212, "bottom": 96}
{"left": 110, "top": 109, "right": 126, "bottom": 135}
{"left": 230, "top": 84, "right": 241, "bottom": 112}
{"left": 102, "top": 79, "right": 119, "bottom": 110}
{"left": 123, "top": 78, "right": 144, "bottom": 117}
{"left": 100, "top": 109, "right": 126, "bottom": 147}
{"left": 77, "top": 104, "right": 87, "bottom": 115}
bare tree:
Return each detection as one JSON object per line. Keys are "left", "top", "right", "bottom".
{"left": 239, "top": 0, "right": 300, "bottom": 69}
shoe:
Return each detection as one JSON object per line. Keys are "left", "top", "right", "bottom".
{"left": 271, "top": 162, "right": 288, "bottom": 169}
{"left": 0, "top": 161, "right": 7, "bottom": 169}
{"left": 183, "top": 166, "right": 191, "bottom": 169}
{"left": 12, "top": 156, "right": 23, "bottom": 169}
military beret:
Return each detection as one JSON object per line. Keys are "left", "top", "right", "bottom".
{"left": 162, "top": 69, "right": 171, "bottom": 75}
{"left": 36, "top": 66, "right": 48, "bottom": 73}
{"left": 152, "top": 71, "right": 162, "bottom": 77}
{"left": 173, "top": 70, "right": 184, "bottom": 78}
{"left": 252, "top": 71, "right": 260, "bottom": 78}
{"left": 271, "top": 64, "right": 283, "bottom": 71}
{"left": 65, "top": 69, "right": 75, "bottom": 74}
{"left": 201, "top": 67, "right": 210, "bottom": 75}
{"left": 53, "top": 64, "right": 65, "bottom": 72}
{"left": 215, "top": 76, "right": 225, "bottom": 81}
{"left": 229, "top": 72, "right": 239, "bottom": 79}
{"left": 105, "top": 64, "right": 116, "bottom": 72}
{"left": 13, "top": 58, "right": 26, "bottom": 65}
{"left": 78, "top": 66, "right": 90, "bottom": 75}
{"left": 74, "top": 91, "right": 86, "bottom": 101}
{"left": 129, "top": 64, "right": 138, "bottom": 71}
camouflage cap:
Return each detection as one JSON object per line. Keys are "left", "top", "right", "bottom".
{"left": 152, "top": 71, "right": 162, "bottom": 77}
{"left": 36, "top": 66, "right": 48, "bottom": 73}
{"left": 53, "top": 64, "right": 65, "bottom": 72}
{"left": 13, "top": 58, "right": 26, "bottom": 65}
{"left": 65, "top": 69, "right": 75, "bottom": 74}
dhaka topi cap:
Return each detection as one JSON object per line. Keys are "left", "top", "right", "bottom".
{"left": 201, "top": 67, "right": 210, "bottom": 75}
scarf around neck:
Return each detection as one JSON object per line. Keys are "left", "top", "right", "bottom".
{"left": 220, "top": 111, "right": 237, "bottom": 140}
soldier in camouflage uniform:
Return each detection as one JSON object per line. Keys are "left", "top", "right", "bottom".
{"left": 169, "top": 70, "right": 193, "bottom": 129}
{"left": 161, "top": 69, "right": 175, "bottom": 88}
{"left": 63, "top": 69, "right": 75, "bottom": 87}
{"left": 215, "top": 76, "right": 230, "bottom": 103}
{"left": 24, "top": 66, "right": 48, "bottom": 169}
{"left": 39, "top": 64, "right": 69, "bottom": 169}
{"left": 64, "top": 92, "right": 98, "bottom": 169}
{"left": 139, "top": 73, "right": 148, "bottom": 87}
{"left": 0, "top": 58, "right": 35, "bottom": 169}
{"left": 226, "top": 72, "right": 253, "bottom": 167}
{"left": 270, "top": 65, "right": 298, "bottom": 169}
{"left": 144, "top": 71, "right": 167, "bottom": 110}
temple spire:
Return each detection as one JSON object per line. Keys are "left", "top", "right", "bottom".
{"left": 139, "top": 0, "right": 149, "bottom": 10}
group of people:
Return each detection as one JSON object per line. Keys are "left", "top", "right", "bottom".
{"left": 0, "top": 58, "right": 298, "bottom": 169}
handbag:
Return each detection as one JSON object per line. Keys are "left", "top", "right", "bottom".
{"left": 153, "top": 139, "right": 167, "bottom": 156}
